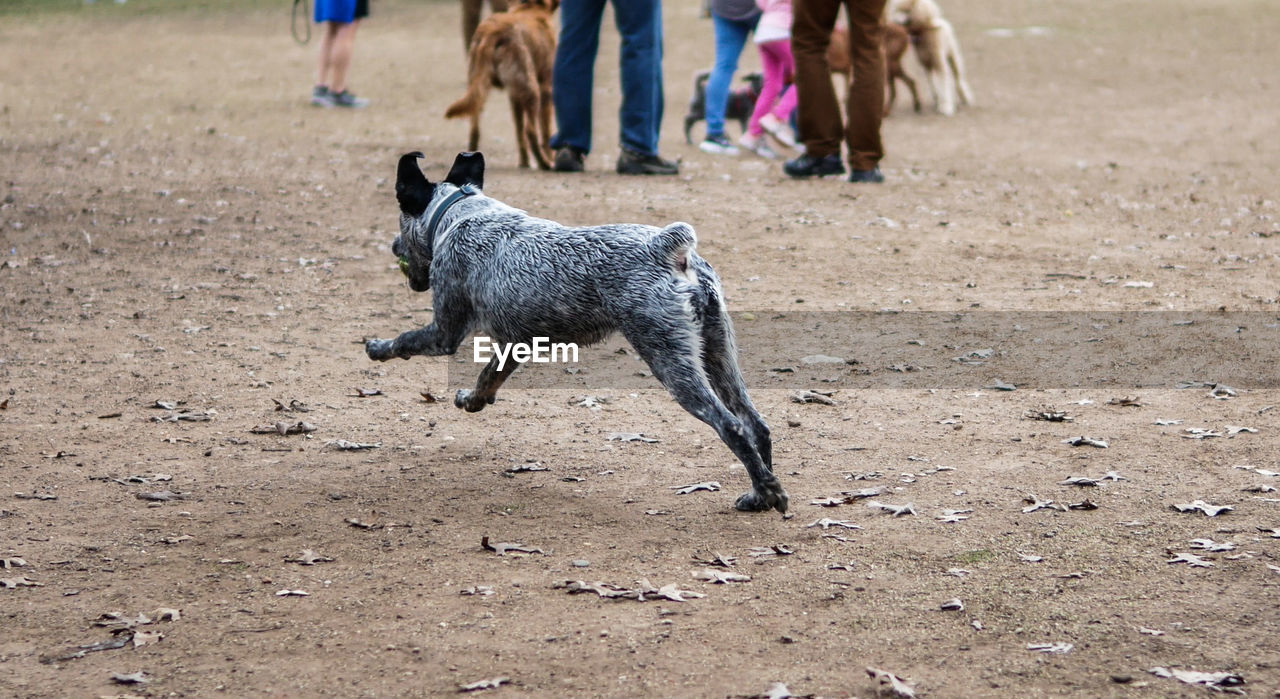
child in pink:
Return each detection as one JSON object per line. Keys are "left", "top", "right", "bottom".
{"left": 740, "top": 0, "right": 800, "bottom": 158}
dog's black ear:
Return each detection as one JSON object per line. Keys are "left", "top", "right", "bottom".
{"left": 444, "top": 151, "right": 485, "bottom": 190}
{"left": 396, "top": 151, "right": 433, "bottom": 218}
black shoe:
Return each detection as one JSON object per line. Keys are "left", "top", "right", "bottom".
{"left": 848, "top": 167, "right": 885, "bottom": 183}
{"left": 554, "top": 147, "right": 585, "bottom": 172}
{"left": 783, "top": 153, "right": 845, "bottom": 178}
{"left": 616, "top": 148, "right": 679, "bottom": 175}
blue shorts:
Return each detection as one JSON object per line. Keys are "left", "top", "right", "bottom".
{"left": 315, "top": 0, "right": 368, "bottom": 24}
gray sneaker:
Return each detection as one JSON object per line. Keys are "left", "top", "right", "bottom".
{"left": 330, "top": 90, "right": 370, "bottom": 108}
{"left": 311, "top": 85, "right": 335, "bottom": 107}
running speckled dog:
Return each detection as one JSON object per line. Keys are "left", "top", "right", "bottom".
{"left": 365, "top": 151, "right": 788, "bottom": 514}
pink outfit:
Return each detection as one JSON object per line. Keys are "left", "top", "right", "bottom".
{"left": 748, "top": 0, "right": 797, "bottom": 137}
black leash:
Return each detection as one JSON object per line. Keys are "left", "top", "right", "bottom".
{"left": 291, "top": 0, "right": 311, "bottom": 45}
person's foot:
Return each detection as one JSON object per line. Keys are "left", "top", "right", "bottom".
{"left": 739, "top": 133, "right": 779, "bottom": 160}
{"left": 553, "top": 147, "right": 585, "bottom": 172}
{"left": 699, "top": 133, "right": 739, "bottom": 156}
{"left": 311, "top": 85, "right": 335, "bottom": 107}
{"left": 616, "top": 148, "right": 678, "bottom": 175}
{"left": 783, "top": 153, "right": 845, "bottom": 178}
{"left": 848, "top": 167, "right": 885, "bottom": 183}
{"left": 330, "top": 90, "right": 370, "bottom": 108}
{"left": 759, "top": 113, "right": 798, "bottom": 150}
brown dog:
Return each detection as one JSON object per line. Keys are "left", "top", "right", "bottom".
{"left": 461, "top": 0, "right": 510, "bottom": 51}
{"left": 827, "top": 22, "right": 920, "bottom": 116}
{"left": 445, "top": 0, "right": 559, "bottom": 170}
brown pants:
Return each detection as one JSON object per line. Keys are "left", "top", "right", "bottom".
{"left": 792, "top": 0, "right": 887, "bottom": 169}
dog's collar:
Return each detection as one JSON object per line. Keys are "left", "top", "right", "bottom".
{"left": 424, "top": 183, "right": 481, "bottom": 250}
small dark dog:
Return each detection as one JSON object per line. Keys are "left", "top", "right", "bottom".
{"left": 683, "top": 70, "right": 764, "bottom": 144}
{"left": 366, "top": 151, "right": 788, "bottom": 514}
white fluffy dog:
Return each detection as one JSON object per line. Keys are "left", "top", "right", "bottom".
{"left": 889, "top": 0, "right": 974, "bottom": 116}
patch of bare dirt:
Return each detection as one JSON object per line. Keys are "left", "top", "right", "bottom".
{"left": 1, "top": 0, "right": 1278, "bottom": 696}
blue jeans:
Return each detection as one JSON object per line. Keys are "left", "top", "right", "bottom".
{"left": 705, "top": 12, "right": 757, "bottom": 138}
{"left": 550, "top": 0, "right": 664, "bottom": 156}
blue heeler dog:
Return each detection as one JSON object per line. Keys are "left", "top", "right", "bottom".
{"left": 365, "top": 152, "right": 788, "bottom": 514}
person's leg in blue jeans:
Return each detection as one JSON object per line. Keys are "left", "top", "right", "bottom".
{"left": 612, "top": 0, "right": 663, "bottom": 156}
{"left": 550, "top": 0, "right": 606, "bottom": 156}
{"left": 704, "top": 13, "right": 755, "bottom": 145}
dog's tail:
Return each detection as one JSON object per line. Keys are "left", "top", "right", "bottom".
{"left": 651, "top": 222, "right": 698, "bottom": 281}
{"left": 445, "top": 25, "right": 500, "bottom": 119}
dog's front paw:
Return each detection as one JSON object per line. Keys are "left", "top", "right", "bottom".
{"left": 454, "top": 389, "right": 487, "bottom": 413}
{"left": 365, "top": 338, "right": 396, "bottom": 361}
{"left": 735, "top": 482, "right": 789, "bottom": 514}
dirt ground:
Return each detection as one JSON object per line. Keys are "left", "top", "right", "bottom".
{"left": 2, "top": 0, "right": 1279, "bottom": 696}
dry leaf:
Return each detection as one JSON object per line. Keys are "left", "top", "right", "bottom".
{"left": 480, "top": 536, "right": 548, "bottom": 556}
{"left": 1171, "top": 500, "right": 1232, "bottom": 517}
{"left": 671, "top": 481, "right": 721, "bottom": 495}
{"left": 325, "top": 439, "right": 380, "bottom": 451}
{"left": 350, "top": 387, "right": 383, "bottom": 397}
{"left": 1027, "top": 642, "right": 1074, "bottom": 654}
{"left": 345, "top": 518, "right": 383, "bottom": 530}
{"left": 419, "top": 391, "right": 442, "bottom": 403}
{"left": 692, "top": 552, "right": 737, "bottom": 568}
{"left": 1189, "top": 538, "right": 1234, "bottom": 552}
{"left": 866, "top": 500, "right": 916, "bottom": 517}
{"left": 940, "top": 598, "right": 964, "bottom": 611}
{"left": 250, "top": 421, "right": 316, "bottom": 435}
{"left": 607, "top": 432, "right": 658, "bottom": 443}
{"left": 748, "top": 545, "right": 794, "bottom": 558}
{"left": 460, "top": 586, "right": 495, "bottom": 596}
{"left": 135, "top": 490, "right": 185, "bottom": 502}
{"left": 806, "top": 518, "right": 861, "bottom": 530}
{"left": 1, "top": 576, "right": 43, "bottom": 589}
{"left": 287, "top": 550, "right": 334, "bottom": 565}
{"left": 131, "top": 629, "right": 162, "bottom": 647}
{"left": 1059, "top": 476, "right": 1100, "bottom": 487}
{"left": 1062, "top": 436, "right": 1109, "bottom": 448}
{"left": 1167, "top": 552, "right": 1214, "bottom": 568}
{"left": 111, "top": 672, "right": 149, "bottom": 685}
{"left": 937, "top": 509, "right": 973, "bottom": 523}
{"left": 1026, "top": 409, "right": 1073, "bottom": 422}
{"left": 693, "top": 569, "right": 751, "bottom": 583}
{"left": 275, "top": 589, "right": 308, "bottom": 597}
{"left": 0, "top": 557, "right": 27, "bottom": 569}
{"left": 790, "top": 390, "right": 837, "bottom": 405}
{"left": 505, "top": 463, "right": 549, "bottom": 474}
{"left": 459, "top": 677, "right": 509, "bottom": 692}
{"left": 153, "top": 608, "right": 181, "bottom": 622}
{"left": 1108, "top": 396, "right": 1143, "bottom": 407}
{"left": 1148, "top": 667, "right": 1245, "bottom": 694}
{"left": 866, "top": 667, "right": 916, "bottom": 698}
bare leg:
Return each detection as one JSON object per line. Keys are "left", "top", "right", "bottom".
{"left": 327, "top": 21, "right": 361, "bottom": 94}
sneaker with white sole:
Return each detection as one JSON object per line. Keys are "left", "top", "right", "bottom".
{"left": 699, "top": 133, "right": 740, "bottom": 156}
{"left": 330, "top": 90, "right": 370, "bottom": 108}
{"left": 311, "top": 85, "right": 335, "bottom": 107}
{"left": 739, "top": 133, "right": 780, "bottom": 160}
{"left": 759, "top": 113, "right": 798, "bottom": 150}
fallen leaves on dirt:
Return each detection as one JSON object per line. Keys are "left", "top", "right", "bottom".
{"left": 349, "top": 387, "right": 382, "bottom": 397}
{"left": 250, "top": 421, "right": 316, "bottom": 436}
{"left": 747, "top": 545, "right": 794, "bottom": 558}
{"left": 1171, "top": 500, "right": 1233, "bottom": 516}
{"left": 0, "top": 556, "right": 27, "bottom": 569}
{"left": 1026, "top": 408, "right": 1073, "bottom": 422}
{"left": 275, "top": 589, "right": 309, "bottom": 597}
{"left": 557, "top": 579, "right": 705, "bottom": 602}
{"left": 505, "top": 462, "right": 549, "bottom": 474}
{"left": 1148, "top": 667, "right": 1245, "bottom": 694}
{"left": 1167, "top": 552, "right": 1215, "bottom": 568}
{"left": 692, "top": 551, "right": 737, "bottom": 568}
{"left": 151, "top": 410, "right": 213, "bottom": 423}
{"left": 460, "top": 586, "right": 495, "bottom": 596}
{"left": 111, "top": 671, "right": 149, "bottom": 685}
{"left": 1, "top": 576, "right": 43, "bottom": 589}
{"left": 480, "top": 536, "right": 549, "bottom": 557}
{"left": 806, "top": 518, "right": 862, "bottom": 530}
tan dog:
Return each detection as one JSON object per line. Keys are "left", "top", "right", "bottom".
{"left": 461, "top": 0, "right": 510, "bottom": 51}
{"left": 888, "top": 0, "right": 973, "bottom": 115}
{"left": 827, "top": 22, "right": 920, "bottom": 116}
{"left": 445, "top": 0, "right": 559, "bottom": 170}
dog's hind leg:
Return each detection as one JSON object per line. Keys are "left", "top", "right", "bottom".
{"left": 455, "top": 355, "right": 521, "bottom": 412}
{"left": 519, "top": 94, "right": 552, "bottom": 171}
{"left": 510, "top": 95, "right": 532, "bottom": 169}
{"left": 949, "top": 46, "right": 974, "bottom": 107}
{"left": 621, "top": 316, "right": 788, "bottom": 514}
